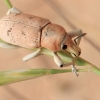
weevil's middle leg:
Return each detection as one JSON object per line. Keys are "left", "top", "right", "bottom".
{"left": 68, "top": 29, "right": 86, "bottom": 46}
{"left": 23, "top": 48, "right": 41, "bottom": 62}
{"left": 52, "top": 52, "right": 78, "bottom": 76}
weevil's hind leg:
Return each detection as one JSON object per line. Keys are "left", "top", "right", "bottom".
{"left": 52, "top": 52, "right": 63, "bottom": 67}
{"left": 23, "top": 48, "right": 41, "bottom": 62}
{"left": 6, "top": 7, "right": 22, "bottom": 15}
{"left": 0, "top": 42, "right": 20, "bottom": 49}
{"left": 68, "top": 29, "right": 86, "bottom": 46}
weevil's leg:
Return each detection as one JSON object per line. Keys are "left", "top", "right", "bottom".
{"left": 52, "top": 52, "right": 63, "bottom": 67}
{"left": 23, "top": 48, "right": 41, "bottom": 62}
{"left": 0, "top": 42, "right": 19, "bottom": 49}
{"left": 71, "top": 64, "right": 79, "bottom": 77}
{"left": 52, "top": 52, "right": 78, "bottom": 76}
{"left": 68, "top": 29, "right": 86, "bottom": 46}
{"left": 64, "top": 61, "right": 78, "bottom": 76}
{"left": 6, "top": 7, "right": 22, "bottom": 15}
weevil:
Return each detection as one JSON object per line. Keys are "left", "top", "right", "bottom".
{"left": 0, "top": 7, "right": 86, "bottom": 76}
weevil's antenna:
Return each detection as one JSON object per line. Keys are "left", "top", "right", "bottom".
{"left": 74, "top": 33, "right": 87, "bottom": 46}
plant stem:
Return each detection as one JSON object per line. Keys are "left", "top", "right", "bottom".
{"left": 0, "top": 68, "right": 87, "bottom": 86}
{"left": 4, "top": 0, "right": 12, "bottom": 8}
{"left": 40, "top": 48, "right": 100, "bottom": 75}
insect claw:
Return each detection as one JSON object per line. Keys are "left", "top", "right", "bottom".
{"left": 71, "top": 64, "right": 79, "bottom": 77}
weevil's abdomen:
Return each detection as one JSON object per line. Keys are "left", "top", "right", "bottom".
{"left": 0, "top": 13, "right": 50, "bottom": 49}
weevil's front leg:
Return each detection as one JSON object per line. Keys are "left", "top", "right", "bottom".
{"left": 68, "top": 29, "right": 86, "bottom": 46}
{"left": 64, "top": 61, "right": 78, "bottom": 76}
{"left": 52, "top": 52, "right": 63, "bottom": 67}
{"left": 53, "top": 51, "right": 72, "bottom": 67}
{"left": 53, "top": 52, "right": 78, "bottom": 76}
{"left": 71, "top": 64, "right": 79, "bottom": 76}
{"left": 0, "top": 42, "right": 20, "bottom": 49}
{"left": 6, "top": 7, "right": 22, "bottom": 15}
{"left": 23, "top": 48, "right": 41, "bottom": 62}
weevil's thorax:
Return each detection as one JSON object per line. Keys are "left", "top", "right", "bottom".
{"left": 41, "top": 23, "right": 67, "bottom": 52}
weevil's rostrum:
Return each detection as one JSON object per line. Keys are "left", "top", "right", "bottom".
{"left": 0, "top": 7, "right": 86, "bottom": 70}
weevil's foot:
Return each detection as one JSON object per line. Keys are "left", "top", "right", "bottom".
{"left": 71, "top": 65, "right": 79, "bottom": 77}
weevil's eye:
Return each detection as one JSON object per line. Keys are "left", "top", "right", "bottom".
{"left": 62, "top": 45, "right": 67, "bottom": 50}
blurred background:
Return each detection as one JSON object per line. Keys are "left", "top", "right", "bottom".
{"left": 0, "top": 0, "right": 100, "bottom": 100}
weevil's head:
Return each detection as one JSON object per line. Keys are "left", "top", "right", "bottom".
{"left": 61, "top": 34, "right": 81, "bottom": 57}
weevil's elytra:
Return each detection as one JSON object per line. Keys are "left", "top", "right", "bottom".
{"left": 21, "top": 31, "right": 26, "bottom": 36}
{"left": 29, "top": 16, "right": 34, "bottom": 19}
{"left": 1, "top": 13, "right": 51, "bottom": 28}
{"left": 7, "top": 28, "right": 12, "bottom": 36}
{"left": 15, "top": 13, "right": 21, "bottom": 16}
{"left": 8, "top": 17, "right": 11, "bottom": 19}
{"left": 0, "top": 13, "right": 51, "bottom": 48}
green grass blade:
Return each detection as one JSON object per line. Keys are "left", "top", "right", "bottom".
{"left": 4, "top": 0, "right": 12, "bottom": 8}
{"left": 0, "top": 68, "right": 86, "bottom": 86}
